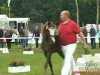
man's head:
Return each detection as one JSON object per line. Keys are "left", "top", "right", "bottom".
{"left": 35, "top": 26, "right": 39, "bottom": 30}
{"left": 91, "top": 25, "right": 94, "bottom": 28}
{"left": 60, "top": 10, "right": 70, "bottom": 22}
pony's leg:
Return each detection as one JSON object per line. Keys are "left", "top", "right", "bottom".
{"left": 44, "top": 58, "right": 48, "bottom": 75}
{"left": 48, "top": 58, "right": 54, "bottom": 75}
{"left": 58, "top": 51, "right": 64, "bottom": 59}
{"left": 44, "top": 52, "right": 51, "bottom": 75}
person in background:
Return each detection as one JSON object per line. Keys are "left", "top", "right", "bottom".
{"left": 24, "top": 27, "right": 29, "bottom": 48}
{"left": 98, "top": 29, "right": 100, "bottom": 48}
{"left": 89, "top": 25, "right": 97, "bottom": 49}
{"left": 82, "top": 27, "right": 88, "bottom": 43}
{"left": 32, "top": 26, "right": 40, "bottom": 48}
{"left": 0, "top": 26, "right": 4, "bottom": 48}
{"left": 13, "top": 27, "right": 19, "bottom": 46}
{"left": 58, "top": 10, "right": 88, "bottom": 75}
{"left": 19, "top": 27, "right": 24, "bottom": 43}
{"left": 19, "top": 27, "right": 26, "bottom": 49}
{"left": 5, "top": 29, "right": 13, "bottom": 49}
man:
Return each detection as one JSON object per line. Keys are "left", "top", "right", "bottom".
{"left": 19, "top": 27, "right": 26, "bottom": 49}
{"left": 24, "top": 27, "right": 29, "bottom": 47}
{"left": 33, "top": 26, "right": 40, "bottom": 48}
{"left": 14, "top": 26, "right": 19, "bottom": 46}
{"left": 5, "top": 29, "right": 13, "bottom": 49}
{"left": 98, "top": 30, "right": 100, "bottom": 48}
{"left": 0, "top": 26, "right": 4, "bottom": 48}
{"left": 89, "top": 25, "right": 96, "bottom": 49}
{"left": 58, "top": 10, "right": 88, "bottom": 75}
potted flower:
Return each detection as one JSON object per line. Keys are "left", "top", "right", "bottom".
{"left": 8, "top": 60, "right": 30, "bottom": 73}
{"left": 9, "top": 61, "right": 18, "bottom": 67}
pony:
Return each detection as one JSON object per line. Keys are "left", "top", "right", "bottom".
{"left": 41, "top": 21, "right": 64, "bottom": 75}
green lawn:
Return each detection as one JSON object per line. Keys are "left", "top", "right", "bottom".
{"left": 0, "top": 43, "right": 100, "bottom": 75}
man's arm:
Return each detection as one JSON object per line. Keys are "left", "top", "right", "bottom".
{"left": 78, "top": 32, "right": 88, "bottom": 53}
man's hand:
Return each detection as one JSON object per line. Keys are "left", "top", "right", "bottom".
{"left": 78, "top": 32, "right": 89, "bottom": 54}
{"left": 82, "top": 44, "right": 89, "bottom": 54}
{"left": 83, "top": 44, "right": 88, "bottom": 50}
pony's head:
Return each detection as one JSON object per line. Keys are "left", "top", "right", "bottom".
{"left": 43, "top": 21, "right": 56, "bottom": 36}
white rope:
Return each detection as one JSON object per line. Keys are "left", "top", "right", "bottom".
{"left": 77, "top": 36, "right": 100, "bottom": 39}
{"left": 0, "top": 37, "right": 38, "bottom": 39}
{"left": 0, "top": 36, "right": 100, "bottom": 39}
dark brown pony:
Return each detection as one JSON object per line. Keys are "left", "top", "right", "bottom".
{"left": 41, "top": 21, "right": 64, "bottom": 75}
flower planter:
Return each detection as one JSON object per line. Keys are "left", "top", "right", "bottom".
{"left": 23, "top": 51, "right": 34, "bottom": 54}
{"left": 2, "top": 48, "right": 9, "bottom": 53}
{"left": 0, "top": 48, "right": 9, "bottom": 53}
{"left": 8, "top": 65, "right": 30, "bottom": 73}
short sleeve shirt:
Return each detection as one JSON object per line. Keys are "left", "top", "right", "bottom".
{"left": 58, "top": 19, "right": 81, "bottom": 45}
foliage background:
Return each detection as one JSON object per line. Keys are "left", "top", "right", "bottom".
{"left": 0, "top": 0, "right": 99, "bottom": 26}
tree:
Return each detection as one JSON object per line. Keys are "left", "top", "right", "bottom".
{"left": 96, "top": 0, "right": 100, "bottom": 31}
{"left": 83, "top": 0, "right": 99, "bottom": 30}
{"left": 75, "top": 0, "right": 79, "bottom": 25}
{"left": 0, "top": 4, "right": 14, "bottom": 17}
{"left": 0, "top": 0, "right": 98, "bottom": 26}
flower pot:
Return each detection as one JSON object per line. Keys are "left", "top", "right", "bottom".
{"left": 0, "top": 48, "right": 9, "bottom": 53}
{"left": 8, "top": 65, "right": 30, "bottom": 73}
{"left": 23, "top": 51, "right": 34, "bottom": 54}
{"left": 2, "top": 48, "right": 9, "bottom": 53}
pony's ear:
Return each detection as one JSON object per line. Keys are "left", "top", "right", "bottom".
{"left": 48, "top": 21, "right": 51, "bottom": 25}
{"left": 44, "top": 21, "right": 50, "bottom": 26}
{"left": 43, "top": 21, "right": 48, "bottom": 30}
{"left": 46, "top": 21, "right": 50, "bottom": 29}
{"left": 46, "top": 24, "right": 48, "bottom": 29}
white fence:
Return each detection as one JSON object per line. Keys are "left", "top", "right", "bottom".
{"left": 0, "top": 33, "right": 100, "bottom": 44}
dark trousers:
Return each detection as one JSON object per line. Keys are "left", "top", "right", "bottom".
{"left": 22, "top": 39, "right": 26, "bottom": 49}
{"left": 91, "top": 38, "right": 96, "bottom": 49}
{"left": 0, "top": 39, "right": 4, "bottom": 48}
{"left": 35, "top": 38, "right": 39, "bottom": 48}
{"left": 22, "top": 39, "right": 28, "bottom": 49}
{"left": 15, "top": 39, "right": 19, "bottom": 45}
{"left": 26, "top": 39, "right": 28, "bottom": 47}
{"left": 18, "top": 39, "right": 22, "bottom": 44}
{"left": 6, "top": 40, "right": 11, "bottom": 49}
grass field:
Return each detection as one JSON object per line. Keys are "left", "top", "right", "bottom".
{"left": 0, "top": 43, "right": 100, "bottom": 75}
